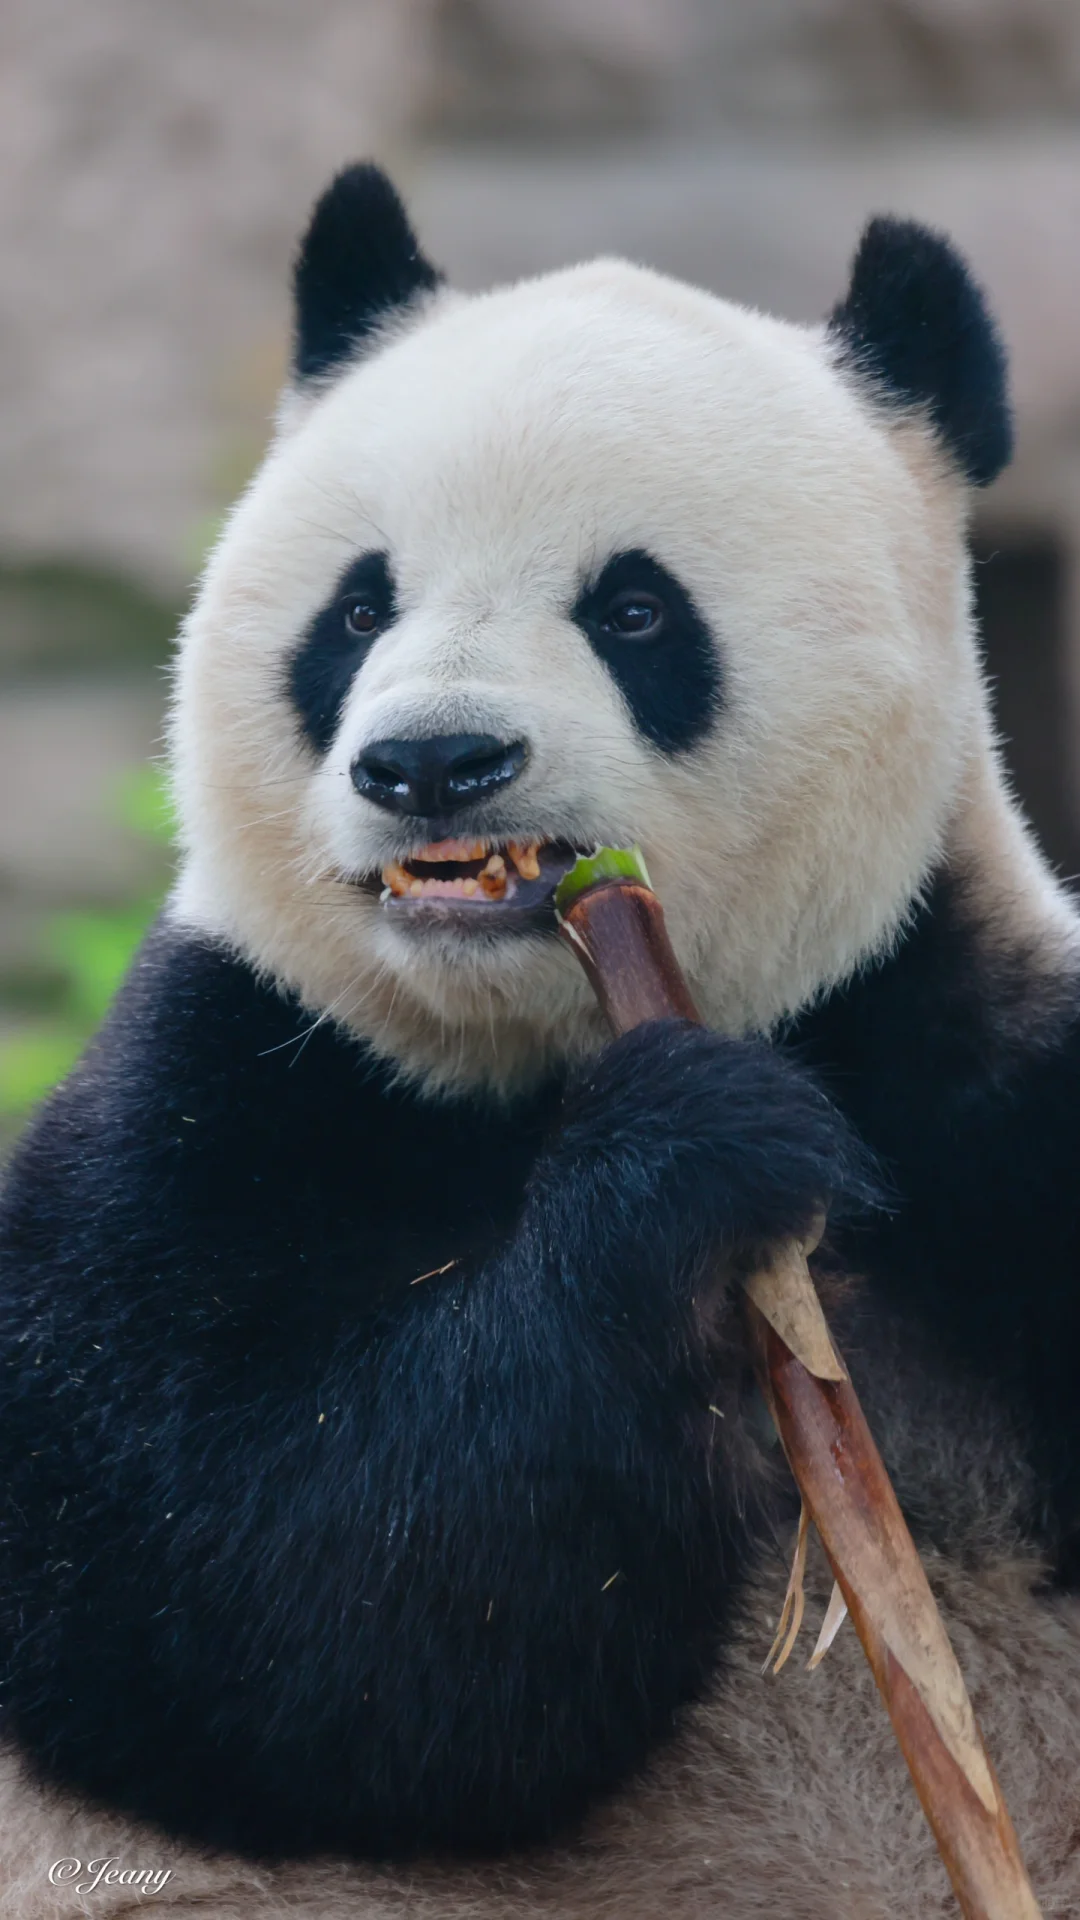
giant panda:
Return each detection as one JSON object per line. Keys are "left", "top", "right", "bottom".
{"left": 0, "top": 163, "right": 1078, "bottom": 1919}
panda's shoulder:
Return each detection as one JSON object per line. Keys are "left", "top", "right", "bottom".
{"left": 0, "top": 917, "right": 560, "bottom": 1278}
{"left": 18, "top": 914, "right": 369, "bottom": 1147}
{"left": 791, "top": 866, "right": 1080, "bottom": 1113}
{"left": 0, "top": 921, "right": 363, "bottom": 1240}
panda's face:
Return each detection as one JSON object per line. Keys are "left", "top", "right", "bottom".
{"left": 171, "top": 252, "right": 981, "bottom": 1094}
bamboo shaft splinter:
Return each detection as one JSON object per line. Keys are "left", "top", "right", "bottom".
{"left": 557, "top": 874, "right": 1041, "bottom": 1920}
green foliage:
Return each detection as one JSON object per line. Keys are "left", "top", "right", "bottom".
{"left": 112, "top": 762, "right": 177, "bottom": 846}
{"left": 0, "top": 765, "right": 175, "bottom": 1126}
{"left": 0, "top": 1028, "right": 88, "bottom": 1116}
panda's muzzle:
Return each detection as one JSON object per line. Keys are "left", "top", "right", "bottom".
{"left": 347, "top": 731, "right": 580, "bottom": 927}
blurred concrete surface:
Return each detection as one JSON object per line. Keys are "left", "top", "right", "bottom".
{"left": 0, "top": 685, "right": 165, "bottom": 913}
{"left": 0, "top": 0, "right": 425, "bottom": 591}
{"left": 412, "top": 133, "right": 1080, "bottom": 536}
{"left": 5, "top": 0, "right": 1080, "bottom": 590}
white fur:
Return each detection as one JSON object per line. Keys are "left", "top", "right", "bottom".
{"left": 168, "top": 256, "right": 1073, "bottom": 1095}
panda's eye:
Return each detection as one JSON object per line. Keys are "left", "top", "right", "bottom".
{"left": 344, "top": 599, "right": 382, "bottom": 639}
{"left": 599, "top": 591, "right": 665, "bottom": 641}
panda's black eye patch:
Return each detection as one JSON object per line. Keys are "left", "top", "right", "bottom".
{"left": 288, "top": 551, "right": 397, "bottom": 756}
{"left": 573, "top": 551, "right": 720, "bottom": 754}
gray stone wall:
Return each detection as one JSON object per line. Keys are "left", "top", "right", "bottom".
{"left": 0, "top": 0, "right": 423, "bottom": 589}
{"left": 428, "top": 0, "right": 1080, "bottom": 133}
{"left": 6, "top": 0, "right": 1080, "bottom": 592}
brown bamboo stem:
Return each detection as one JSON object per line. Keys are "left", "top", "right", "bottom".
{"left": 559, "top": 878, "right": 1041, "bottom": 1920}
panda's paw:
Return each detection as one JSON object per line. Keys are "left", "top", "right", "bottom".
{"left": 544, "top": 1018, "right": 875, "bottom": 1269}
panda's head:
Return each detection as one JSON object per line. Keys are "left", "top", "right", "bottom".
{"left": 170, "top": 163, "right": 1013, "bottom": 1094}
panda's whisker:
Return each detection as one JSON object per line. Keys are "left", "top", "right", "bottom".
{"left": 291, "top": 468, "right": 369, "bottom": 530}
{"left": 291, "top": 467, "right": 393, "bottom": 551}
{"left": 202, "top": 777, "right": 309, "bottom": 791}
{"left": 255, "top": 1019, "right": 329, "bottom": 1060}
{"left": 257, "top": 969, "right": 369, "bottom": 1063}
{"left": 340, "top": 494, "right": 392, "bottom": 548}
{"left": 234, "top": 806, "right": 305, "bottom": 829}
{"left": 289, "top": 513, "right": 364, "bottom": 546}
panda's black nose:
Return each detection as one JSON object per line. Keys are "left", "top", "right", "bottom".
{"left": 351, "top": 733, "right": 527, "bottom": 819}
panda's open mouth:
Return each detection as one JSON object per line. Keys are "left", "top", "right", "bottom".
{"left": 359, "top": 837, "right": 580, "bottom": 930}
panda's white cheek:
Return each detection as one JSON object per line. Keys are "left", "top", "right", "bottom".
{"left": 306, "top": 750, "right": 367, "bottom": 876}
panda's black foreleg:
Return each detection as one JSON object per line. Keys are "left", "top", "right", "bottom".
{"left": 292, "top": 1017, "right": 871, "bottom": 1857}
{"left": 533, "top": 1018, "right": 868, "bottom": 1313}
{"left": 249, "top": 1017, "right": 867, "bottom": 1856}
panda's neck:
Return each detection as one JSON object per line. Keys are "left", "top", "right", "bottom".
{"left": 940, "top": 738, "right": 1080, "bottom": 974}
{"left": 787, "top": 745, "right": 1080, "bottom": 1556}
{"left": 788, "top": 739, "right": 1080, "bottom": 1140}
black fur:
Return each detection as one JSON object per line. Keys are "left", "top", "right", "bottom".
{"left": 5, "top": 873, "right": 1079, "bottom": 1862}
{"left": 828, "top": 216, "right": 1013, "bottom": 487}
{"left": 789, "top": 872, "right": 1080, "bottom": 1563}
{"left": 288, "top": 550, "right": 397, "bottom": 755}
{"left": 292, "top": 163, "right": 442, "bottom": 384}
{"left": 0, "top": 926, "right": 864, "bottom": 1860}
{"left": 572, "top": 550, "right": 722, "bottom": 754}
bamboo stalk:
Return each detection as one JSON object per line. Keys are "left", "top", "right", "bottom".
{"left": 556, "top": 865, "right": 1041, "bottom": 1920}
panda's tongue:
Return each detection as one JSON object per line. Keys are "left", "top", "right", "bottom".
{"left": 382, "top": 838, "right": 545, "bottom": 903}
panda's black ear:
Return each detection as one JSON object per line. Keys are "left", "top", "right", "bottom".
{"left": 827, "top": 216, "right": 1012, "bottom": 487}
{"left": 291, "top": 163, "right": 443, "bottom": 383}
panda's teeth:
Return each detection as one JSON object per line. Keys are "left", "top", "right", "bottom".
{"left": 507, "top": 841, "right": 541, "bottom": 880}
{"left": 413, "top": 836, "right": 489, "bottom": 862}
{"left": 380, "top": 841, "right": 549, "bottom": 902}
{"left": 372, "top": 838, "right": 578, "bottom": 911}
{"left": 381, "top": 870, "right": 517, "bottom": 902}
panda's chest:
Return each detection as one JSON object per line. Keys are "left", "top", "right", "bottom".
{"left": 200, "top": 1028, "right": 566, "bottom": 1329}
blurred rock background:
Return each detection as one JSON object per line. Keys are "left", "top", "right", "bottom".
{"left": 3, "top": 0, "right": 1080, "bottom": 1131}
